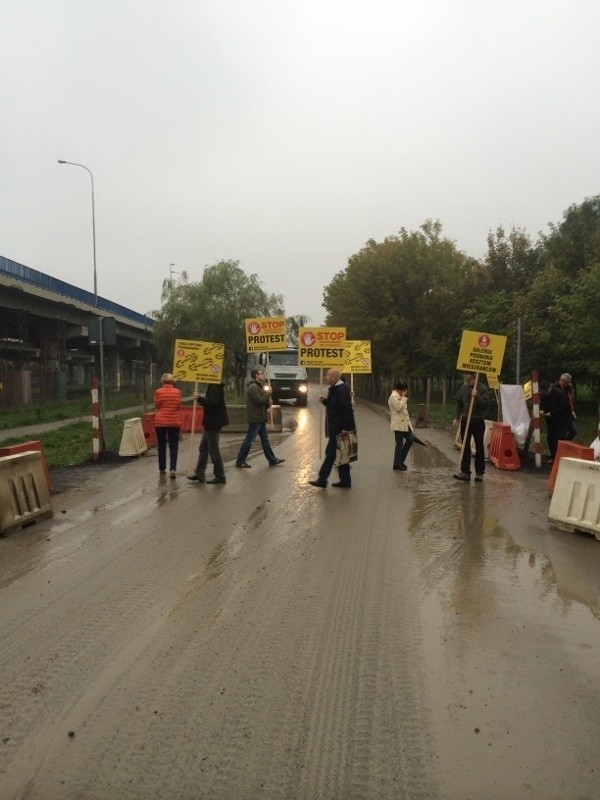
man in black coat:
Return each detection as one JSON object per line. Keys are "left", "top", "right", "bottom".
{"left": 188, "top": 382, "right": 229, "bottom": 484}
{"left": 309, "top": 368, "right": 356, "bottom": 489}
{"left": 539, "top": 379, "right": 570, "bottom": 461}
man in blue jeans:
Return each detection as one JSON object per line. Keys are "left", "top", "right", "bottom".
{"left": 235, "top": 369, "right": 285, "bottom": 469}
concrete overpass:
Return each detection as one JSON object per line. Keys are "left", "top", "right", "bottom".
{"left": 0, "top": 256, "right": 155, "bottom": 405}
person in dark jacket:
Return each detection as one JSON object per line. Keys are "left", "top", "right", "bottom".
{"left": 234, "top": 369, "right": 285, "bottom": 468}
{"left": 453, "top": 371, "right": 489, "bottom": 482}
{"left": 188, "top": 382, "right": 229, "bottom": 484}
{"left": 556, "top": 372, "right": 577, "bottom": 440}
{"left": 540, "top": 379, "right": 570, "bottom": 460}
{"left": 309, "top": 368, "right": 356, "bottom": 489}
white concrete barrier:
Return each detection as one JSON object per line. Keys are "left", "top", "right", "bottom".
{"left": 455, "top": 419, "right": 494, "bottom": 460}
{"left": 0, "top": 451, "right": 53, "bottom": 536}
{"left": 548, "top": 457, "right": 600, "bottom": 541}
{"left": 119, "top": 418, "right": 148, "bottom": 457}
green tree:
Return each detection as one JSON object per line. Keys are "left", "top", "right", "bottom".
{"left": 558, "top": 264, "right": 600, "bottom": 386}
{"left": 512, "top": 266, "right": 570, "bottom": 380}
{"left": 514, "top": 196, "right": 600, "bottom": 382}
{"left": 154, "top": 260, "right": 284, "bottom": 392}
{"left": 323, "top": 221, "right": 475, "bottom": 386}
{"left": 286, "top": 315, "right": 310, "bottom": 347}
{"left": 538, "top": 196, "right": 600, "bottom": 279}
{"left": 462, "top": 225, "right": 538, "bottom": 381}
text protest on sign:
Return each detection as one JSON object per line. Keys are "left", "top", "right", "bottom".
{"left": 172, "top": 338, "right": 224, "bottom": 384}
{"left": 245, "top": 316, "right": 286, "bottom": 353}
{"left": 298, "top": 327, "right": 346, "bottom": 367}
{"left": 456, "top": 330, "right": 507, "bottom": 377}
{"left": 343, "top": 340, "right": 372, "bottom": 374}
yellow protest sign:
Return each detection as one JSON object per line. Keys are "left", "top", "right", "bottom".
{"left": 298, "top": 326, "right": 346, "bottom": 367}
{"left": 343, "top": 340, "right": 372, "bottom": 374}
{"left": 172, "top": 338, "right": 224, "bottom": 384}
{"left": 522, "top": 380, "right": 532, "bottom": 400}
{"left": 487, "top": 373, "right": 499, "bottom": 390}
{"left": 245, "top": 316, "right": 286, "bottom": 353}
{"left": 456, "top": 330, "right": 507, "bottom": 376}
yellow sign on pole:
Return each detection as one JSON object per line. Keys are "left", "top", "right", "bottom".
{"left": 298, "top": 327, "right": 346, "bottom": 367}
{"left": 343, "top": 340, "right": 372, "bottom": 374}
{"left": 245, "top": 316, "right": 286, "bottom": 353}
{"left": 172, "top": 338, "right": 224, "bottom": 384}
{"left": 522, "top": 380, "right": 532, "bottom": 400}
{"left": 456, "top": 330, "right": 507, "bottom": 376}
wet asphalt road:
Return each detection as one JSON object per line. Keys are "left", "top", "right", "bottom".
{"left": 1, "top": 394, "right": 599, "bottom": 799}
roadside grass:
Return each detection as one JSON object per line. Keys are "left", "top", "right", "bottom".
{"left": 0, "top": 391, "right": 147, "bottom": 430}
{"left": 0, "top": 417, "right": 125, "bottom": 468}
{"left": 0, "top": 389, "right": 245, "bottom": 469}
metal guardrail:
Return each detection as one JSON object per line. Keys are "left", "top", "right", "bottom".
{"left": 1, "top": 255, "right": 155, "bottom": 328}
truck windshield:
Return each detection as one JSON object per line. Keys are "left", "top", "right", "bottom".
{"left": 268, "top": 351, "right": 298, "bottom": 366}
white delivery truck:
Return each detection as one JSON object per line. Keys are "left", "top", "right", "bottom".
{"left": 259, "top": 348, "right": 308, "bottom": 406}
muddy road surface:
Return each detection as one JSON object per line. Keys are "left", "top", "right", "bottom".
{"left": 1, "top": 396, "right": 599, "bottom": 799}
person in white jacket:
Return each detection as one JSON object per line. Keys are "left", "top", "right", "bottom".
{"left": 388, "top": 380, "right": 414, "bottom": 471}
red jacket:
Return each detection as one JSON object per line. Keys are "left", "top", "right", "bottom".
{"left": 154, "top": 383, "right": 182, "bottom": 427}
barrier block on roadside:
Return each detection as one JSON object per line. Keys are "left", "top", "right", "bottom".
{"left": 141, "top": 413, "right": 157, "bottom": 448}
{"left": 548, "top": 457, "right": 600, "bottom": 541}
{"left": 118, "top": 418, "right": 148, "bottom": 457}
{"left": 0, "top": 440, "right": 53, "bottom": 492}
{"left": 547, "top": 440, "right": 595, "bottom": 496}
{"left": 180, "top": 406, "right": 204, "bottom": 434}
{"left": 455, "top": 420, "right": 494, "bottom": 459}
{"left": 0, "top": 451, "right": 53, "bottom": 536}
{"left": 489, "top": 422, "right": 521, "bottom": 470}
{"left": 414, "top": 404, "right": 428, "bottom": 428}
{"left": 483, "top": 420, "right": 494, "bottom": 460}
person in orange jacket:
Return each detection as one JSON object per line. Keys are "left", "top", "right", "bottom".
{"left": 153, "top": 373, "right": 182, "bottom": 477}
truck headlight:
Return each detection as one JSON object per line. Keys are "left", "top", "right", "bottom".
{"left": 298, "top": 384, "right": 308, "bottom": 393}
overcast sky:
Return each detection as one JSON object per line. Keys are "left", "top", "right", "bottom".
{"left": 1, "top": 1, "right": 599, "bottom": 325}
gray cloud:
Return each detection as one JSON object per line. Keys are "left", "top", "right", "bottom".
{"left": 2, "top": 1, "right": 599, "bottom": 324}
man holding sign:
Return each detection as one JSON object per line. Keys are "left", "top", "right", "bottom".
{"left": 453, "top": 329, "right": 504, "bottom": 483}
{"left": 453, "top": 371, "right": 489, "bottom": 482}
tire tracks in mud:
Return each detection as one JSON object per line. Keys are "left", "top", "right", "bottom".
{"left": 0, "top": 409, "right": 437, "bottom": 799}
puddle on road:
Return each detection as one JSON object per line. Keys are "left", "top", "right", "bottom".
{"left": 406, "top": 440, "right": 600, "bottom": 623}
{"left": 402, "top": 435, "right": 600, "bottom": 797}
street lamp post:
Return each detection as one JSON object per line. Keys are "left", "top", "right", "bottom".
{"left": 169, "top": 263, "right": 184, "bottom": 286}
{"left": 58, "top": 159, "right": 106, "bottom": 439}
